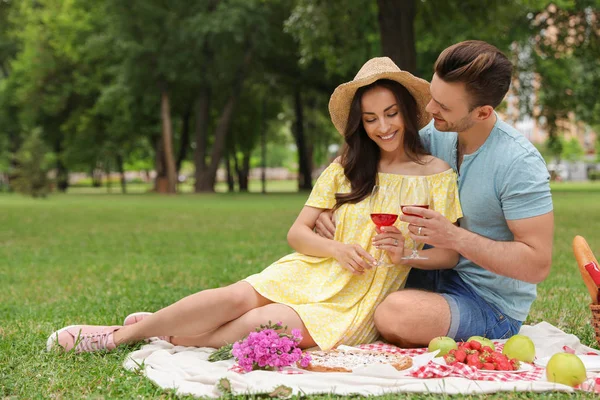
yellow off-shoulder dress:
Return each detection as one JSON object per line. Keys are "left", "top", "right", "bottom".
{"left": 244, "top": 163, "right": 462, "bottom": 350}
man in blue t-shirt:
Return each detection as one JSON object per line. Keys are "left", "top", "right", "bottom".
{"left": 315, "top": 40, "right": 554, "bottom": 346}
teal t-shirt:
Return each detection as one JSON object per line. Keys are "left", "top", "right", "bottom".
{"left": 419, "top": 116, "right": 553, "bottom": 321}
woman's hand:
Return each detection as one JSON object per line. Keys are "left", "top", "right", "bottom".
{"left": 333, "top": 243, "right": 377, "bottom": 275}
{"left": 372, "top": 226, "right": 408, "bottom": 265}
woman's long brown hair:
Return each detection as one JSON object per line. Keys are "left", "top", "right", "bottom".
{"left": 334, "top": 79, "right": 429, "bottom": 209}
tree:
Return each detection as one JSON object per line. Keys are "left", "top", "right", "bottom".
{"left": 526, "top": 2, "right": 600, "bottom": 139}
{"left": 11, "top": 130, "right": 53, "bottom": 197}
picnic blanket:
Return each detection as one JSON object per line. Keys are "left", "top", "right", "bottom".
{"left": 123, "top": 322, "right": 600, "bottom": 397}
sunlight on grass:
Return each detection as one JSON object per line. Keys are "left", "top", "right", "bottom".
{"left": 1, "top": 188, "right": 599, "bottom": 398}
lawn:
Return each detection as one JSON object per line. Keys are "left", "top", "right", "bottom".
{"left": 1, "top": 182, "right": 599, "bottom": 399}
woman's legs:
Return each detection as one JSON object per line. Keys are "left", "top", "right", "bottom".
{"left": 171, "top": 303, "right": 317, "bottom": 349}
{"left": 113, "top": 281, "right": 271, "bottom": 345}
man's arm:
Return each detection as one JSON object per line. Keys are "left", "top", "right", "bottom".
{"left": 453, "top": 212, "right": 553, "bottom": 283}
{"left": 402, "top": 208, "right": 554, "bottom": 283}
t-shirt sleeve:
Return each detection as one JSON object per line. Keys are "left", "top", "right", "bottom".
{"left": 305, "top": 163, "right": 344, "bottom": 209}
{"left": 429, "top": 171, "right": 463, "bottom": 223}
{"left": 500, "top": 153, "right": 553, "bottom": 220}
{"left": 419, "top": 123, "right": 432, "bottom": 153}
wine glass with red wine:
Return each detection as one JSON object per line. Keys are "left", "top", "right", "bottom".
{"left": 400, "top": 177, "right": 430, "bottom": 260}
{"left": 369, "top": 185, "right": 398, "bottom": 266}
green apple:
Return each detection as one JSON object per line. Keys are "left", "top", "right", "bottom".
{"left": 502, "top": 334, "right": 535, "bottom": 363}
{"left": 546, "top": 353, "right": 587, "bottom": 387}
{"left": 428, "top": 336, "right": 458, "bottom": 357}
{"left": 467, "top": 335, "right": 495, "bottom": 351}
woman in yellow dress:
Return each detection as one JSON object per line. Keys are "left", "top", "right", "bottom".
{"left": 47, "top": 57, "right": 462, "bottom": 353}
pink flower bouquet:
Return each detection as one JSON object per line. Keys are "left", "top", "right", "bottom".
{"left": 210, "top": 321, "right": 311, "bottom": 372}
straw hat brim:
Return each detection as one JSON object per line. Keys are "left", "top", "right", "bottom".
{"left": 329, "top": 71, "right": 432, "bottom": 136}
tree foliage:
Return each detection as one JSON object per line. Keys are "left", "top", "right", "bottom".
{"left": 11, "top": 130, "right": 53, "bottom": 197}
{"left": 0, "top": 0, "right": 597, "bottom": 194}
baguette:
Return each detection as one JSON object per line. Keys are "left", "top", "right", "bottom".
{"left": 573, "top": 235, "right": 600, "bottom": 304}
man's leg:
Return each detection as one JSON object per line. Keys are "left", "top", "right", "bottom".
{"left": 374, "top": 289, "right": 451, "bottom": 348}
{"left": 375, "top": 269, "right": 523, "bottom": 347}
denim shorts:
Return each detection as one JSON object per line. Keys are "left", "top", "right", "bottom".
{"left": 404, "top": 268, "right": 523, "bottom": 342}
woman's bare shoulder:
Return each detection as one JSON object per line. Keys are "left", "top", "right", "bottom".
{"left": 422, "top": 155, "right": 452, "bottom": 174}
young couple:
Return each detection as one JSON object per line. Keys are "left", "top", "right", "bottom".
{"left": 47, "top": 40, "right": 553, "bottom": 354}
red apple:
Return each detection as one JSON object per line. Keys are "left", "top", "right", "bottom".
{"left": 545, "top": 353, "right": 587, "bottom": 387}
{"left": 428, "top": 336, "right": 458, "bottom": 357}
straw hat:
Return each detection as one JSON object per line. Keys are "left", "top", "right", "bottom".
{"left": 329, "top": 57, "right": 432, "bottom": 135}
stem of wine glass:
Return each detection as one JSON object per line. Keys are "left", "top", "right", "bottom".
{"left": 377, "top": 250, "right": 385, "bottom": 266}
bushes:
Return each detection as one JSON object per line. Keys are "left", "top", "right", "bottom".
{"left": 589, "top": 170, "right": 600, "bottom": 181}
{"left": 10, "top": 131, "right": 54, "bottom": 198}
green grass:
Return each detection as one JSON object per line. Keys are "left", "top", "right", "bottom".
{"left": 1, "top": 183, "right": 599, "bottom": 399}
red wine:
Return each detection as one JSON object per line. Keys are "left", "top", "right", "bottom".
{"left": 370, "top": 213, "right": 398, "bottom": 227}
{"left": 401, "top": 204, "right": 429, "bottom": 218}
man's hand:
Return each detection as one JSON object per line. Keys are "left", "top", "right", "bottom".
{"left": 400, "top": 207, "right": 458, "bottom": 250}
{"left": 314, "top": 209, "right": 336, "bottom": 239}
{"left": 333, "top": 243, "right": 377, "bottom": 275}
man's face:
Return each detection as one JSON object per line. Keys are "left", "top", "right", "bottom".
{"left": 425, "top": 74, "right": 476, "bottom": 133}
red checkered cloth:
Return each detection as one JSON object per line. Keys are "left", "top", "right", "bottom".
{"left": 359, "top": 341, "right": 545, "bottom": 382}
{"left": 227, "top": 341, "right": 600, "bottom": 393}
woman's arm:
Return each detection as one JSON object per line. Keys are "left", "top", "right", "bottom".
{"left": 287, "top": 206, "right": 377, "bottom": 274}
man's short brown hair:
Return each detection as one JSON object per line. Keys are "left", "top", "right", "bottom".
{"left": 434, "top": 40, "right": 513, "bottom": 110}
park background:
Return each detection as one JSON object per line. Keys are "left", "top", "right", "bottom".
{"left": 1, "top": 0, "right": 600, "bottom": 398}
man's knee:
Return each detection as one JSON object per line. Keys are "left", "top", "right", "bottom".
{"left": 374, "top": 292, "right": 411, "bottom": 337}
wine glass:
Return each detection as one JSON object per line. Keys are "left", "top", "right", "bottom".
{"left": 400, "top": 177, "right": 430, "bottom": 260}
{"left": 369, "top": 185, "right": 398, "bottom": 266}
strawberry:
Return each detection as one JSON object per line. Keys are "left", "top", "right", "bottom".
{"left": 466, "top": 354, "right": 479, "bottom": 365}
{"left": 496, "top": 361, "right": 510, "bottom": 371}
{"left": 444, "top": 354, "right": 456, "bottom": 364}
{"left": 482, "top": 362, "right": 495, "bottom": 370}
{"left": 510, "top": 358, "right": 520, "bottom": 371}
{"left": 469, "top": 340, "right": 482, "bottom": 351}
{"left": 482, "top": 346, "right": 494, "bottom": 353}
{"left": 454, "top": 349, "right": 467, "bottom": 363}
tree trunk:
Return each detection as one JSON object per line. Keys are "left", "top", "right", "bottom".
{"left": 292, "top": 88, "right": 312, "bottom": 190}
{"left": 91, "top": 164, "right": 102, "bottom": 187}
{"left": 261, "top": 97, "right": 267, "bottom": 194}
{"left": 176, "top": 105, "right": 192, "bottom": 175}
{"left": 54, "top": 140, "right": 69, "bottom": 192}
{"left": 196, "top": 45, "right": 254, "bottom": 192}
{"left": 225, "top": 151, "right": 235, "bottom": 192}
{"left": 105, "top": 159, "right": 112, "bottom": 193}
{"left": 377, "top": 0, "right": 417, "bottom": 73}
{"left": 6, "top": 130, "right": 19, "bottom": 189}
{"left": 160, "top": 88, "right": 178, "bottom": 193}
{"left": 234, "top": 147, "right": 250, "bottom": 192}
{"left": 193, "top": 86, "right": 211, "bottom": 192}
{"left": 116, "top": 154, "right": 127, "bottom": 194}
{"left": 154, "top": 134, "right": 165, "bottom": 192}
